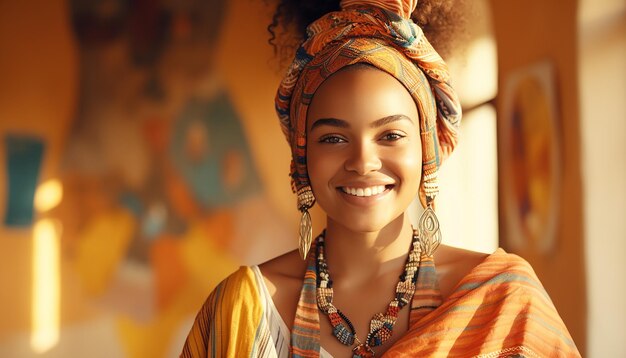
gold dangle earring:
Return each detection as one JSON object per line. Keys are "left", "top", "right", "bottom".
{"left": 297, "top": 186, "right": 315, "bottom": 260}
{"left": 417, "top": 200, "right": 442, "bottom": 257}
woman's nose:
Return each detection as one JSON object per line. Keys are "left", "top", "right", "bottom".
{"left": 343, "top": 141, "right": 382, "bottom": 175}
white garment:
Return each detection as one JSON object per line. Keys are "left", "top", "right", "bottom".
{"left": 251, "top": 265, "right": 334, "bottom": 358}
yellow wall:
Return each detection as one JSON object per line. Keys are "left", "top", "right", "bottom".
{"left": 0, "top": 0, "right": 78, "bottom": 337}
{"left": 0, "top": 0, "right": 295, "bottom": 356}
{"left": 578, "top": 0, "right": 626, "bottom": 356}
{"left": 490, "top": 0, "right": 587, "bottom": 353}
{"left": 213, "top": 0, "right": 327, "bottom": 239}
{"left": 214, "top": 0, "right": 300, "bottom": 232}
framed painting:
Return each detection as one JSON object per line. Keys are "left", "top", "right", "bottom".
{"left": 499, "top": 61, "right": 562, "bottom": 254}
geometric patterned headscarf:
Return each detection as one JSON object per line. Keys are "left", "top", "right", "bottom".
{"left": 275, "top": 0, "right": 461, "bottom": 211}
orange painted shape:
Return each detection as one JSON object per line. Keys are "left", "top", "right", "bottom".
{"left": 150, "top": 236, "right": 188, "bottom": 311}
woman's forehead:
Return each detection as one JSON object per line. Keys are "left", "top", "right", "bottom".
{"left": 307, "top": 65, "right": 419, "bottom": 128}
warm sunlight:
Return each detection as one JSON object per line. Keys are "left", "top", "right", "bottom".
{"left": 30, "top": 219, "right": 61, "bottom": 353}
{"left": 449, "top": 37, "right": 498, "bottom": 109}
{"left": 34, "top": 179, "right": 63, "bottom": 213}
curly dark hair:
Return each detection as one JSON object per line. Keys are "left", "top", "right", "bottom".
{"left": 267, "top": 0, "right": 468, "bottom": 64}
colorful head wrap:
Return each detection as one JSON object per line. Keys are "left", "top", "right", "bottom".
{"left": 275, "top": 0, "right": 461, "bottom": 210}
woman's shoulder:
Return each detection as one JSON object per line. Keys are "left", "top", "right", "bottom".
{"left": 199, "top": 249, "right": 306, "bottom": 310}
{"left": 435, "top": 244, "right": 491, "bottom": 268}
{"left": 257, "top": 249, "right": 308, "bottom": 329}
{"left": 258, "top": 248, "right": 308, "bottom": 279}
{"left": 257, "top": 249, "right": 308, "bottom": 296}
{"left": 441, "top": 246, "right": 547, "bottom": 298}
{"left": 435, "top": 245, "right": 536, "bottom": 278}
{"left": 434, "top": 244, "right": 491, "bottom": 300}
{"left": 211, "top": 248, "right": 307, "bottom": 291}
{"left": 465, "top": 247, "right": 539, "bottom": 279}
{"left": 182, "top": 259, "right": 294, "bottom": 357}
{"left": 199, "top": 266, "right": 259, "bottom": 309}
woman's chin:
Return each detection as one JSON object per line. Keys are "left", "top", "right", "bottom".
{"left": 326, "top": 213, "right": 404, "bottom": 234}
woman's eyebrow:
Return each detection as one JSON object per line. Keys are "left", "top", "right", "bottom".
{"left": 370, "top": 114, "right": 413, "bottom": 128}
{"left": 310, "top": 114, "right": 413, "bottom": 131}
{"left": 310, "top": 118, "right": 350, "bottom": 130}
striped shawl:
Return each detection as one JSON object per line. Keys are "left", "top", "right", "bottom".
{"left": 180, "top": 249, "right": 580, "bottom": 357}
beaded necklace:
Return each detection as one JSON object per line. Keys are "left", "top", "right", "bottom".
{"left": 314, "top": 230, "right": 421, "bottom": 357}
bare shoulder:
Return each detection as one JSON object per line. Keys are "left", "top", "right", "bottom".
{"left": 258, "top": 249, "right": 308, "bottom": 285}
{"left": 257, "top": 249, "right": 308, "bottom": 328}
{"left": 434, "top": 244, "right": 492, "bottom": 300}
{"left": 435, "top": 244, "right": 490, "bottom": 267}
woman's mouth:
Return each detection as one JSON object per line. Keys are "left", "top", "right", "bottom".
{"left": 339, "top": 185, "right": 393, "bottom": 197}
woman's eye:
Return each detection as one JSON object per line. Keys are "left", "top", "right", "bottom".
{"left": 319, "top": 135, "right": 346, "bottom": 144}
{"left": 381, "top": 132, "right": 406, "bottom": 141}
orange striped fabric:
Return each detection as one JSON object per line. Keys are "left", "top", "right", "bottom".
{"left": 385, "top": 249, "right": 581, "bottom": 357}
{"left": 408, "top": 256, "right": 443, "bottom": 324}
{"left": 291, "top": 244, "right": 321, "bottom": 356}
{"left": 180, "top": 249, "right": 580, "bottom": 357}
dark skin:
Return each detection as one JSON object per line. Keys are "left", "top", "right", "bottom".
{"left": 259, "top": 66, "right": 488, "bottom": 356}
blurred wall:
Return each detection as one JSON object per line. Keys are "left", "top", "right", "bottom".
{"left": 0, "top": 0, "right": 298, "bottom": 357}
{"left": 490, "top": 0, "right": 587, "bottom": 353}
{"left": 0, "top": 0, "right": 78, "bottom": 338}
{"left": 438, "top": 0, "right": 499, "bottom": 254}
{"left": 578, "top": 0, "right": 626, "bottom": 356}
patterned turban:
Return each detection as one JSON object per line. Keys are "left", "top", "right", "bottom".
{"left": 275, "top": 0, "right": 461, "bottom": 210}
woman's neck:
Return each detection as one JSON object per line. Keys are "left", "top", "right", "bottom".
{"left": 322, "top": 214, "right": 415, "bottom": 290}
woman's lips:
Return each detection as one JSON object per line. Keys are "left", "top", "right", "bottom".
{"left": 336, "top": 184, "right": 394, "bottom": 205}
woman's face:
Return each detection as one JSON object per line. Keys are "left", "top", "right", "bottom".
{"left": 306, "top": 66, "right": 422, "bottom": 233}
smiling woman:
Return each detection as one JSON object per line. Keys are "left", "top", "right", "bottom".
{"left": 307, "top": 66, "right": 422, "bottom": 235}
{"left": 180, "top": 0, "right": 581, "bottom": 357}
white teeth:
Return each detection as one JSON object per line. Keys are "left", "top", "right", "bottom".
{"left": 342, "top": 185, "right": 387, "bottom": 197}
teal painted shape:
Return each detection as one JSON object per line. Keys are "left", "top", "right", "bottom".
{"left": 4, "top": 134, "right": 45, "bottom": 227}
